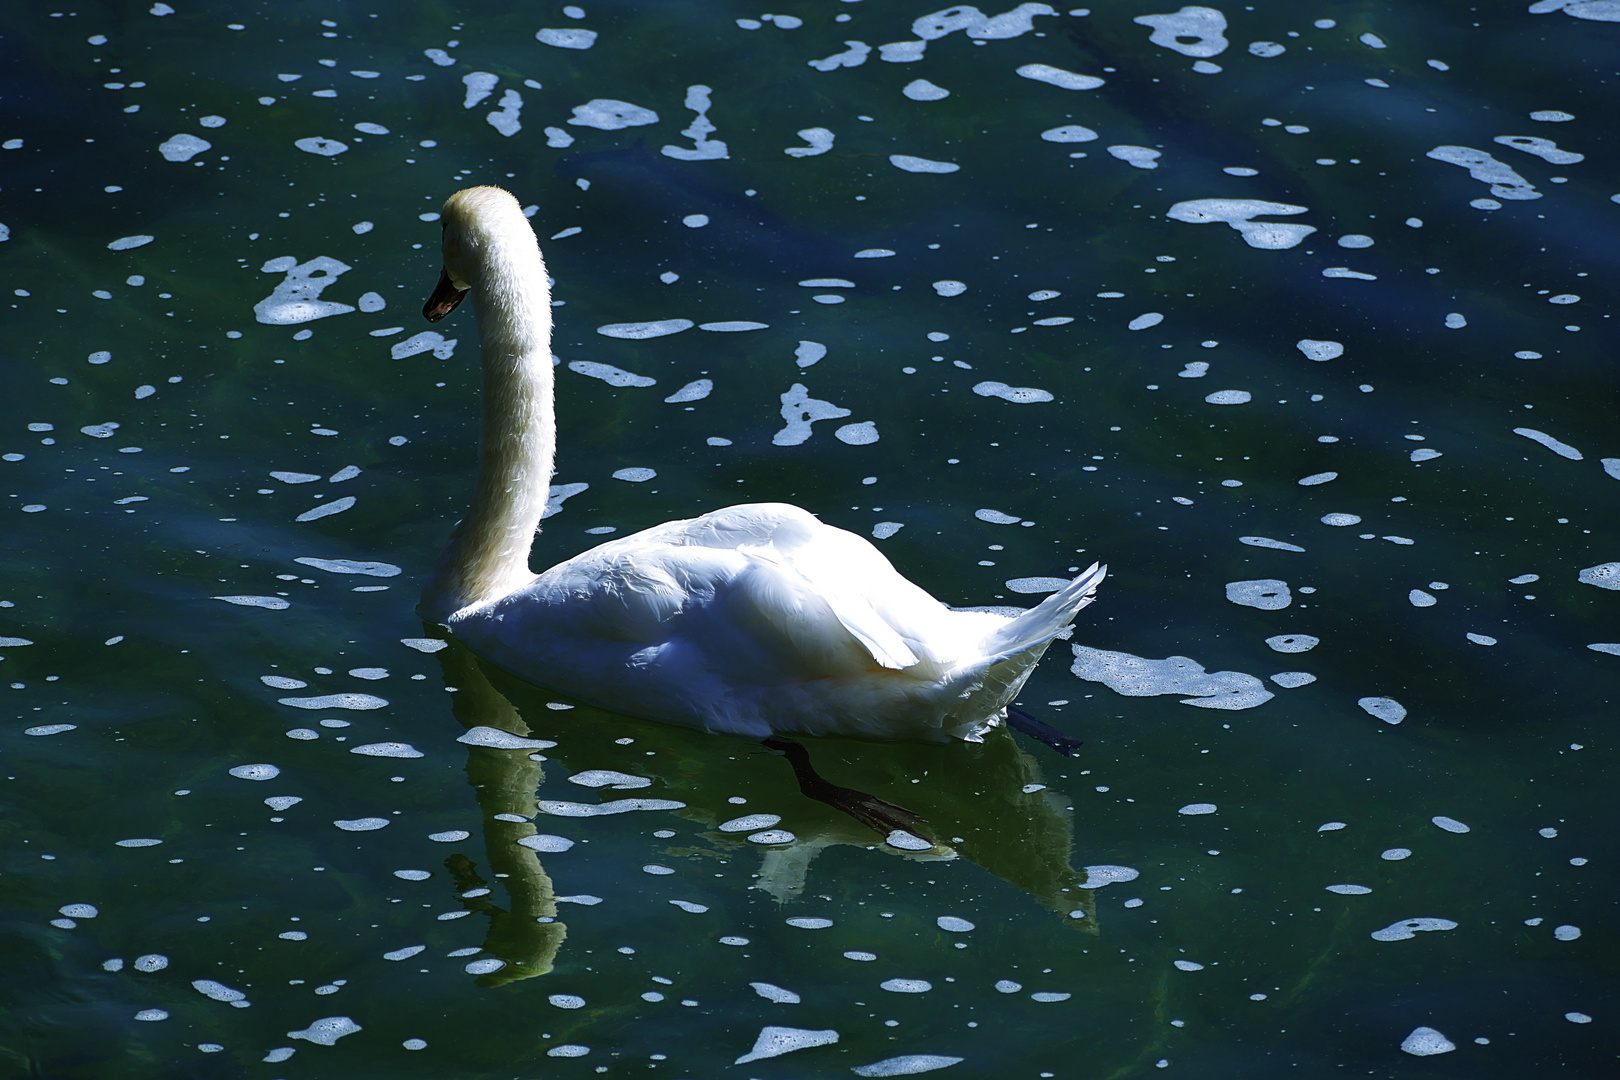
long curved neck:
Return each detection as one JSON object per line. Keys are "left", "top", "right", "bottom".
{"left": 421, "top": 234, "right": 555, "bottom": 623}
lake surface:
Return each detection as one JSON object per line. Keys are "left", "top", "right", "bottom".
{"left": 1, "top": 2, "right": 1615, "bottom": 1077}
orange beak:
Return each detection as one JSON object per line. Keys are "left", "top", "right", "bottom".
{"left": 423, "top": 267, "right": 467, "bottom": 322}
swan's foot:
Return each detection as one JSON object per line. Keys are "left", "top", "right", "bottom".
{"left": 1007, "top": 705, "right": 1084, "bottom": 757}
{"left": 761, "top": 736, "right": 931, "bottom": 842}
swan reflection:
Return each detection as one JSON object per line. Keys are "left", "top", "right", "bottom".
{"left": 431, "top": 634, "right": 1099, "bottom": 985}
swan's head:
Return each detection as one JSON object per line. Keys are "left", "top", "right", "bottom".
{"left": 424, "top": 185, "right": 537, "bottom": 322}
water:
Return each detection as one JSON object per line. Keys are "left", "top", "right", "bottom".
{"left": 1, "top": 2, "right": 1615, "bottom": 1076}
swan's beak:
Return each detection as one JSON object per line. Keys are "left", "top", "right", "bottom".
{"left": 423, "top": 268, "right": 468, "bottom": 322}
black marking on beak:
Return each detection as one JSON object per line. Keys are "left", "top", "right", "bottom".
{"left": 423, "top": 267, "right": 468, "bottom": 322}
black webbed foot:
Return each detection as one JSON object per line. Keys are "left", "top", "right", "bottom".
{"left": 1006, "top": 705, "right": 1084, "bottom": 757}
{"left": 762, "top": 735, "right": 931, "bottom": 843}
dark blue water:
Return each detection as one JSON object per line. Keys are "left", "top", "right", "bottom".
{"left": 1, "top": 2, "right": 1615, "bottom": 1077}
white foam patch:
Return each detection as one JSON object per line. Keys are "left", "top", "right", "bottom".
{"left": 229, "top": 763, "right": 280, "bottom": 780}
{"left": 334, "top": 817, "right": 389, "bottom": 831}
{"left": 1206, "top": 390, "right": 1250, "bottom": 405}
{"left": 664, "top": 379, "right": 712, "bottom": 403}
{"left": 1297, "top": 339, "right": 1344, "bottom": 361}
{"left": 1513, "top": 427, "right": 1582, "bottom": 460}
{"left": 294, "top": 136, "right": 348, "bottom": 156}
{"left": 904, "top": 79, "right": 950, "bottom": 101}
{"left": 1135, "top": 6, "right": 1228, "bottom": 56}
{"left": 539, "top": 798, "right": 686, "bottom": 816}
{"left": 1432, "top": 815, "right": 1470, "bottom": 833}
{"left": 1410, "top": 589, "right": 1437, "bottom": 607}
{"left": 294, "top": 557, "right": 400, "bottom": 577}
{"left": 1426, "top": 145, "right": 1541, "bottom": 200}
{"left": 1271, "top": 671, "right": 1316, "bottom": 688}
{"left": 516, "top": 834, "right": 575, "bottom": 852}
{"left": 569, "top": 360, "right": 656, "bottom": 387}
{"left": 108, "top": 235, "right": 154, "bottom": 251}
{"left": 351, "top": 742, "right": 423, "bottom": 758}
{"left": 486, "top": 90, "right": 522, "bottom": 137}
{"left": 701, "top": 321, "right": 768, "bottom": 332}
{"left": 774, "top": 383, "right": 851, "bottom": 446}
{"left": 1494, "top": 134, "right": 1583, "bottom": 164}
{"left": 456, "top": 726, "right": 554, "bottom": 749}
{"left": 461, "top": 72, "right": 497, "bottom": 108}
{"left": 663, "top": 84, "right": 728, "bottom": 161}
{"left": 192, "top": 978, "right": 249, "bottom": 1004}
{"left": 836, "top": 422, "right": 880, "bottom": 445}
{"left": 537, "top": 27, "right": 597, "bottom": 49}
{"left": 785, "top": 127, "right": 835, "bottom": 156}
{"left": 288, "top": 1016, "right": 362, "bottom": 1045}
{"left": 1082, "top": 864, "right": 1140, "bottom": 887}
{"left": 808, "top": 42, "right": 871, "bottom": 70}
{"left": 1130, "top": 312, "right": 1165, "bottom": 330}
{"left": 1005, "top": 577, "right": 1070, "bottom": 594}
{"left": 1016, "top": 63, "right": 1105, "bottom": 90}
{"left": 891, "top": 154, "right": 959, "bottom": 174}
{"left": 736, "top": 1027, "right": 839, "bottom": 1065}
{"left": 975, "top": 508, "right": 1021, "bottom": 524}
{"left": 1071, "top": 646, "right": 1274, "bottom": 710}
{"left": 852, "top": 1054, "right": 964, "bottom": 1077}
{"left": 569, "top": 100, "right": 658, "bottom": 129}
{"left": 1400, "top": 1027, "right": 1455, "bottom": 1056}
{"left": 255, "top": 256, "right": 355, "bottom": 325}
{"left": 568, "top": 769, "right": 652, "bottom": 789}
{"left": 934, "top": 280, "right": 967, "bottom": 296}
{"left": 401, "top": 637, "right": 448, "bottom": 653}
{"left": 1225, "top": 579, "right": 1291, "bottom": 609}
{"left": 597, "top": 319, "right": 692, "bottom": 340}
{"left": 543, "top": 481, "right": 589, "bottom": 520}
{"left": 1167, "top": 199, "right": 1315, "bottom": 249}
{"left": 1240, "top": 536, "right": 1303, "bottom": 552}
{"left": 1358, "top": 696, "right": 1407, "bottom": 724}
{"left": 973, "top": 381, "right": 1053, "bottom": 403}
{"left": 214, "top": 595, "right": 291, "bottom": 609}
{"left": 1372, "top": 918, "right": 1457, "bottom": 942}
{"left": 1179, "top": 802, "right": 1217, "bottom": 815}
{"left": 719, "top": 813, "right": 782, "bottom": 832}
{"left": 1179, "top": 361, "right": 1208, "bottom": 377}
{"left": 391, "top": 331, "right": 456, "bottom": 359}
{"left": 1108, "top": 145, "right": 1161, "bottom": 169}
{"left": 1298, "top": 471, "right": 1337, "bottom": 486}
{"left": 159, "top": 134, "right": 210, "bottom": 161}
{"left": 295, "top": 496, "right": 356, "bottom": 522}
{"left": 278, "top": 693, "right": 387, "bottom": 710}
{"left": 1579, "top": 562, "right": 1620, "bottom": 590}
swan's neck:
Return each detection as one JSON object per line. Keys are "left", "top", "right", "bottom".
{"left": 421, "top": 237, "right": 554, "bottom": 623}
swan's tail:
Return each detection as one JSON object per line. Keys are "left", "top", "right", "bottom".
{"left": 984, "top": 562, "right": 1106, "bottom": 664}
{"left": 934, "top": 563, "right": 1106, "bottom": 740}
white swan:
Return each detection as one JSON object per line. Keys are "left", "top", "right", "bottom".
{"left": 420, "top": 186, "right": 1104, "bottom": 750}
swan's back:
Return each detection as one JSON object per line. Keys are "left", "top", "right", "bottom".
{"left": 449, "top": 503, "right": 1100, "bottom": 741}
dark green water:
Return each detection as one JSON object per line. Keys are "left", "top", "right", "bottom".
{"left": 1, "top": 2, "right": 1615, "bottom": 1077}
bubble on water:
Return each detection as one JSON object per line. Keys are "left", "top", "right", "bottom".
{"left": 294, "top": 557, "right": 400, "bottom": 577}
{"left": 538, "top": 27, "right": 596, "bottom": 49}
{"left": 1554, "top": 924, "right": 1581, "bottom": 941}
{"left": 1371, "top": 918, "right": 1457, "bottom": 941}
{"left": 569, "top": 769, "right": 652, "bottom": 789}
{"left": 1426, "top": 145, "right": 1540, "bottom": 201}
{"left": 570, "top": 360, "right": 656, "bottom": 388}
{"left": 886, "top": 830, "right": 934, "bottom": 851}
{"left": 1318, "top": 821, "right": 1347, "bottom": 831}
{"left": 1174, "top": 959, "right": 1205, "bottom": 971}
{"left": 1297, "top": 339, "right": 1344, "bottom": 361}
{"left": 975, "top": 508, "right": 1022, "bottom": 524}
{"left": 836, "top": 422, "right": 880, "bottom": 445}
{"left": 1382, "top": 848, "right": 1412, "bottom": 860}
{"left": 116, "top": 837, "right": 163, "bottom": 847}
{"left": 1240, "top": 536, "right": 1303, "bottom": 552}
{"left": 134, "top": 954, "right": 168, "bottom": 972}
{"left": 1326, "top": 884, "right": 1372, "bottom": 895}
{"left": 1298, "top": 471, "right": 1338, "bottom": 486}
{"left": 1110, "top": 146, "right": 1162, "bottom": 169}
{"left": 1566, "top": 1011, "right": 1592, "bottom": 1023}
{"left": 670, "top": 899, "right": 709, "bottom": 912}
{"left": 59, "top": 903, "right": 99, "bottom": 918}
{"left": 751, "top": 981, "right": 801, "bottom": 1003}
{"left": 1400, "top": 1027, "right": 1455, "bottom": 1056}
{"left": 665, "top": 379, "right": 712, "bottom": 403}
{"left": 735, "top": 1026, "right": 839, "bottom": 1064}
{"left": 937, "top": 916, "right": 975, "bottom": 932}
{"left": 288, "top": 1016, "right": 361, "bottom": 1045}
{"left": 134, "top": 1008, "right": 168, "bottom": 1021}
{"left": 1082, "top": 865, "right": 1140, "bottom": 888}
{"left": 229, "top": 763, "right": 280, "bottom": 781}
{"left": 1514, "top": 427, "right": 1582, "bottom": 460}
{"left": 748, "top": 829, "right": 796, "bottom": 844}
{"left": 787, "top": 917, "right": 834, "bottom": 929}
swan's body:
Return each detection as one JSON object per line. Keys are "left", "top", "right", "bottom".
{"left": 421, "top": 186, "right": 1103, "bottom": 743}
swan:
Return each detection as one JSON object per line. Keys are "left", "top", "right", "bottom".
{"left": 419, "top": 186, "right": 1104, "bottom": 831}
